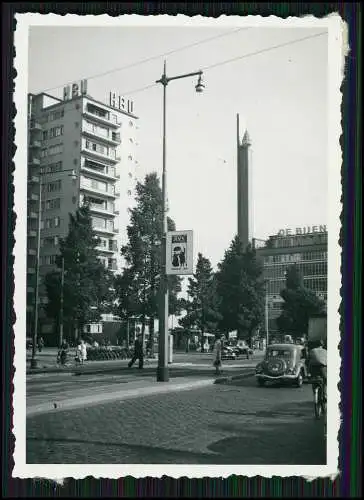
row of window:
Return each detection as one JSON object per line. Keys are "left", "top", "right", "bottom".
{"left": 84, "top": 139, "right": 117, "bottom": 158}
{"left": 98, "top": 238, "right": 118, "bottom": 252}
{"left": 264, "top": 262, "right": 328, "bottom": 280}
{"left": 264, "top": 251, "right": 327, "bottom": 264}
{"left": 41, "top": 216, "right": 61, "bottom": 229}
{"left": 267, "top": 277, "right": 327, "bottom": 295}
{"left": 42, "top": 180, "right": 62, "bottom": 193}
{"left": 42, "top": 126, "right": 64, "bottom": 140}
{"left": 46, "top": 109, "right": 65, "bottom": 122}
{"left": 41, "top": 236, "right": 60, "bottom": 247}
{"left": 98, "top": 256, "right": 118, "bottom": 270}
{"left": 41, "top": 144, "right": 63, "bottom": 157}
{"left": 92, "top": 216, "right": 114, "bottom": 231}
{"left": 41, "top": 198, "right": 61, "bottom": 211}
{"left": 40, "top": 161, "right": 63, "bottom": 174}
{"left": 40, "top": 255, "right": 58, "bottom": 266}
{"left": 81, "top": 176, "right": 116, "bottom": 194}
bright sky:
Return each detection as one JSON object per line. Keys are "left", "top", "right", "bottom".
{"left": 28, "top": 22, "right": 328, "bottom": 270}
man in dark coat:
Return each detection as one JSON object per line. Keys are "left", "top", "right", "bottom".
{"left": 128, "top": 334, "right": 144, "bottom": 369}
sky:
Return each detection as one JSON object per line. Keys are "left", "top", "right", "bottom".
{"left": 28, "top": 21, "right": 328, "bottom": 270}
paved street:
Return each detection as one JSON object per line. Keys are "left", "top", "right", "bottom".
{"left": 26, "top": 376, "right": 326, "bottom": 465}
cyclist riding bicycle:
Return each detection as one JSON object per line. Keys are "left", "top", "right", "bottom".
{"left": 307, "top": 339, "right": 327, "bottom": 402}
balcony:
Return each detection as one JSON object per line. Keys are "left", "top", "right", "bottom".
{"left": 28, "top": 193, "right": 39, "bottom": 202}
{"left": 81, "top": 143, "right": 120, "bottom": 164}
{"left": 29, "top": 157, "right": 41, "bottom": 166}
{"left": 28, "top": 230, "right": 37, "bottom": 237}
{"left": 92, "top": 225, "right": 117, "bottom": 236}
{"left": 27, "top": 287, "right": 35, "bottom": 294}
{"left": 82, "top": 107, "right": 121, "bottom": 129}
{"left": 30, "top": 140, "right": 42, "bottom": 148}
{"left": 88, "top": 203, "right": 116, "bottom": 218}
{"left": 80, "top": 159, "right": 118, "bottom": 182}
{"left": 28, "top": 267, "right": 36, "bottom": 275}
{"left": 80, "top": 182, "right": 117, "bottom": 199}
{"left": 113, "top": 208, "right": 120, "bottom": 215}
{"left": 28, "top": 248, "right": 37, "bottom": 256}
{"left": 95, "top": 245, "right": 117, "bottom": 254}
{"left": 28, "top": 211, "right": 38, "bottom": 219}
{"left": 28, "top": 175, "right": 40, "bottom": 184}
{"left": 30, "top": 120, "right": 42, "bottom": 131}
{"left": 82, "top": 127, "right": 121, "bottom": 146}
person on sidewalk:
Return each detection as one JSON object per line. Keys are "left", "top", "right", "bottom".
{"left": 213, "top": 333, "right": 223, "bottom": 375}
{"left": 77, "top": 339, "right": 87, "bottom": 365}
{"left": 128, "top": 334, "right": 144, "bottom": 369}
{"left": 38, "top": 337, "right": 44, "bottom": 353}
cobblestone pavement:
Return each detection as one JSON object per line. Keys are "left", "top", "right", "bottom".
{"left": 26, "top": 377, "right": 326, "bottom": 465}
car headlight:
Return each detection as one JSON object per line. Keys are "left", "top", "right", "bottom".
{"left": 286, "top": 367, "right": 296, "bottom": 374}
{"left": 255, "top": 364, "right": 263, "bottom": 373}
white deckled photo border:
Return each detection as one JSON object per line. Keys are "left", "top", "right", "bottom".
{"left": 12, "top": 12, "right": 346, "bottom": 481}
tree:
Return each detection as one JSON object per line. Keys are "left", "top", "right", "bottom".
{"left": 277, "top": 264, "right": 326, "bottom": 337}
{"left": 179, "top": 253, "right": 222, "bottom": 352}
{"left": 44, "top": 204, "right": 114, "bottom": 342}
{"left": 216, "top": 236, "right": 265, "bottom": 346}
{"left": 116, "top": 172, "right": 182, "bottom": 349}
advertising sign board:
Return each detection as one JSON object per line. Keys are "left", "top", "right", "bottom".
{"left": 166, "top": 230, "right": 193, "bottom": 275}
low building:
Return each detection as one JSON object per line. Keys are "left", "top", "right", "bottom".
{"left": 253, "top": 225, "right": 328, "bottom": 333}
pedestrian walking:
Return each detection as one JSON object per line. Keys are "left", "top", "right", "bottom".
{"left": 77, "top": 339, "right": 87, "bottom": 365}
{"left": 213, "top": 334, "right": 223, "bottom": 375}
{"left": 57, "top": 339, "right": 69, "bottom": 366}
{"left": 128, "top": 334, "right": 144, "bottom": 369}
{"left": 38, "top": 337, "right": 44, "bottom": 353}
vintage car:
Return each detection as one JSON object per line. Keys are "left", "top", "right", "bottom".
{"left": 255, "top": 343, "right": 308, "bottom": 387}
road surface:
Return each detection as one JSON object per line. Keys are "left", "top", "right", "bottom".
{"left": 26, "top": 375, "right": 326, "bottom": 464}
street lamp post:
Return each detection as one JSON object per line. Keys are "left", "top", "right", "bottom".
{"left": 155, "top": 60, "right": 205, "bottom": 382}
{"left": 59, "top": 256, "right": 65, "bottom": 347}
{"left": 30, "top": 168, "right": 77, "bottom": 368}
{"left": 265, "top": 283, "right": 269, "bottom": 349}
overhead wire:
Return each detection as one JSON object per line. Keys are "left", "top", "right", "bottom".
{"left": 121, "top": 30, "right": 328, "bottom": 97}
{"left": 39, "top": 27, "right": 250, "bottom": 94}
{"left": 36, "top": 30, "right": 328, "bottom": 98}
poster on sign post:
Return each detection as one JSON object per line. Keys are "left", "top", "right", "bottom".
{"left": 166, "top": 230, "right": 193, "bottom": 275}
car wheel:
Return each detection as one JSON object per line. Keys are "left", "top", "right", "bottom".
{"left": 257, "top": 379, "right": 265, "bottom": 387}
{"left": 295, "top": 371, "right": 303, "bottom": 388}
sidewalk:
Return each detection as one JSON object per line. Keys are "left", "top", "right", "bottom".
{"left": 27, "top": 369, "right": 256, "bottom": 417}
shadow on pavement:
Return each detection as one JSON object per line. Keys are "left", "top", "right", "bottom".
{"left": 26, "top": 436, "right": 221, "bottom": 464}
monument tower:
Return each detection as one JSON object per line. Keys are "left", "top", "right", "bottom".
{"left": 237, "top": 113, "right": 252, "bottom": 251}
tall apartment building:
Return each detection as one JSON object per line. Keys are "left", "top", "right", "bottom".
{"left": 26, "top": 80, "right": 139, "bottom": 339}
{"left": 253, "top": 226, "right": 328, "bottom": 332}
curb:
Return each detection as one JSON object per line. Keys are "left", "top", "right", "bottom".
{"left": 27, "top": 378, "right": 214, "bottom": 418}
{"left": 214, "top": 370, "right": 255, "bottom": 384}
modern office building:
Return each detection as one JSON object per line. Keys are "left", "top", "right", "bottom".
{"left": 26, "top": 80, "right": 139, "bottom": 338}
{"left": 253, "top": 226, "right": 328, "bottom": 331}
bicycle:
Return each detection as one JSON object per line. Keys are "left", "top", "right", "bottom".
{"left": 311, "top": 375, "right": 327, "bottom": 419}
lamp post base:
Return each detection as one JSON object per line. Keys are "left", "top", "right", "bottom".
{"left": 30, "top": 358, "right": 38, "bottom": 369}
{"left": 156, "top": 366, "right": 169, "bottom": 382}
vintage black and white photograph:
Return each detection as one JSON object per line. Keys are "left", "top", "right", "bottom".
{"left": 13, "top": 14, "right": 343, "bottom": 478}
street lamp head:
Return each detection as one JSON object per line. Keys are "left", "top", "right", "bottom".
{"left": 69, "top": 170, "right": 77, "bottom": 181}
{"left": 195, "top": 74, "right": 205, "bottom": 93}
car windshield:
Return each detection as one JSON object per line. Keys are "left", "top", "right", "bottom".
{"left": 267, "top": 349, "right": 293, "bottom": 358}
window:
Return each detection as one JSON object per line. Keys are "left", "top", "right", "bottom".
{"left": 75, "top": 122, "right": 79, "bottom": 128}
{"left": 41, "top": 149, "right": 48, "bottom": 158}
{"left": 42, "top": 131, "right": 48, "bottom": 140}
{"left": 128, "top": 155, "right": 133, "bottom": 161}
{"left": 40, "top": 161, "right": 63, "bottom": 175}
{"left": 49, "top": 126, "right": 64, "bottom": 138}
{"left": 49, "top": 110, "right": 64, "bottom": 121}
{"left": 85, "top": 140, "right": 107, "bottom": 155}
{"left": 54, "top": 216, "right": 60, "bottom": 227}
{"left": 48, "top": 144, "right": 63, "bottom": 156}
{"left": 46, "top": 180, "right": 62, "bottom": 192}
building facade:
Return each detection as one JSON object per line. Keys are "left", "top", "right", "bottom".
{"left": 27, "top": 81, "right": 139, "bottom": 339}
{"left": 253, "top": 225, "right": 328, "bottom": 332}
